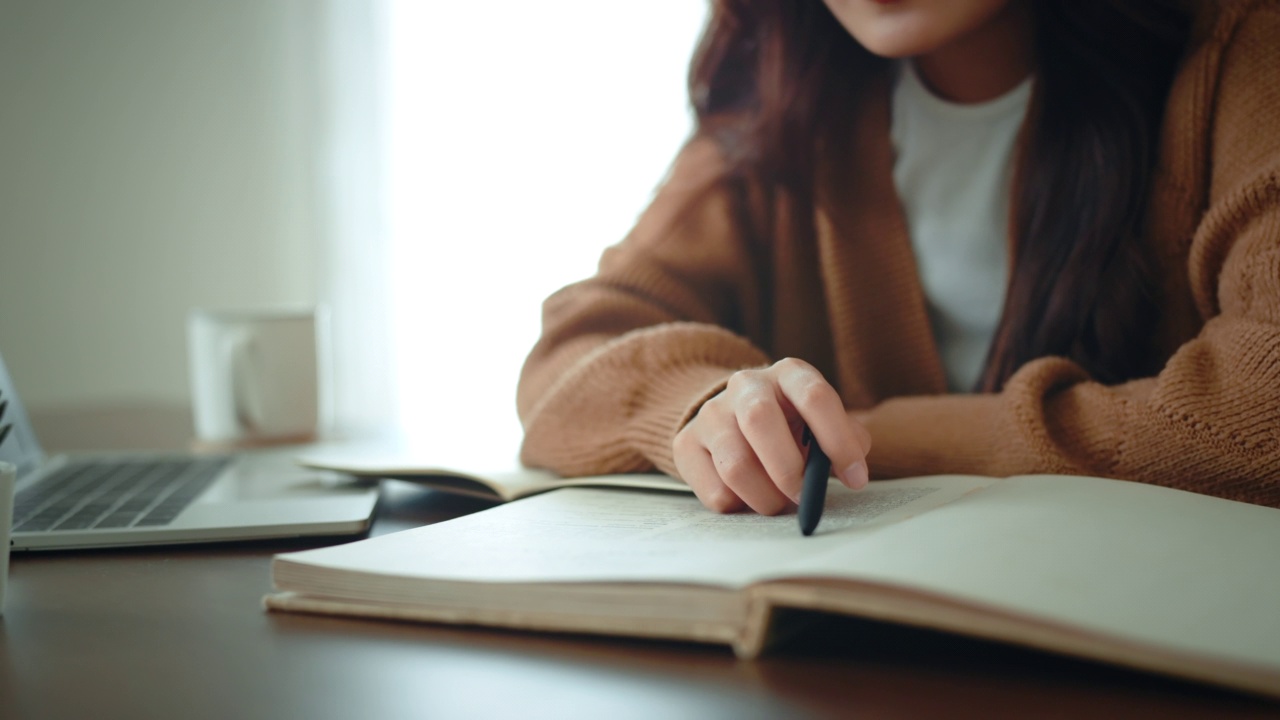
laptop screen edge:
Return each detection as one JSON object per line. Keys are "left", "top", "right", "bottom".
{"left": 0, "top": 349, "right": 48, "bottom": 480}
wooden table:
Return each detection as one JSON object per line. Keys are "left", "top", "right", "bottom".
{"left": 3, "top": 410, "right": 1277, "bottom": 719}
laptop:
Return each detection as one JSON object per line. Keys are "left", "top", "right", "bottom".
{"left": 0, "top": 349, "right": 379, "bottom": 551}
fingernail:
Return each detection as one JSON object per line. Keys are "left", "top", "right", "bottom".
{"left": 839, "top": 460, "right": 869, "bottom": 489}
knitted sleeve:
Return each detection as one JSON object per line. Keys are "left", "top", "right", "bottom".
{"left": 517, "top": 138, "right": 771, "bottom": 477}
{"left": 863, "top": 2, "right": 1280, "bottom": 507}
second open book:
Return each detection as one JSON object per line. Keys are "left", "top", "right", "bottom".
{"left": 297, "top": 444, "right": 687, "bottom": 501}
{"left": 267, "top": 472, "right": 1280, "bottom": 699}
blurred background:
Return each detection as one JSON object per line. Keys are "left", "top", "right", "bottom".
{"left": 0, "top": 0, "right": 707, "bottom": 456}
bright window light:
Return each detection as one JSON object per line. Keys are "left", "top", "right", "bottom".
{"left": 386, "top": 3, "right": 708, "bottom": 460}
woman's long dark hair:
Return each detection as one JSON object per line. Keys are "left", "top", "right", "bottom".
{"left": 687, "top": 0, "right": 1190, "bottom": 392}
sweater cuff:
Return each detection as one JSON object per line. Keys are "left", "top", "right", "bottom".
{"left": 628, "top": 364, "right": 739, "bottom": 478}
{"left": 520, "top": 322, "right": 770, "bottom": 479}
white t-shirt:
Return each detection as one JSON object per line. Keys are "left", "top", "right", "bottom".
{"left": 890, "top": 60, "right": 1033, "bottom": 392}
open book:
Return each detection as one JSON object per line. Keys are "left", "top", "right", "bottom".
{"left": 296, "top": 445, "right": 689, "bottom": 502}
{"left": 266, "top": 474, "right": 1280, "bottom": 699}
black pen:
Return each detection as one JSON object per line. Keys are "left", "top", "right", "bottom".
{"left": 798, "top": 425, "right": 830, "bottom": 536}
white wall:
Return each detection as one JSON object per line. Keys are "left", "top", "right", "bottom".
{"left": 0, "top": 0, "right": 323, "bottom": 412}
{"left": 387, "top": 1, "right": 707, "bottom": 455}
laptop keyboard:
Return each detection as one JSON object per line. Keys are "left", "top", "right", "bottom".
{"left": 13, "top": 457, "right": 231, "bottom": 533}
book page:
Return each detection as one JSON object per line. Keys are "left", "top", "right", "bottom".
{"left": 784, "top": 475, "right": 1280, "bottom": 672}
{"left": 275, "top": 475, "right": 996, "bottom": 588}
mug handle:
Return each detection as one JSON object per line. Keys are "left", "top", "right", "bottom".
{"left": 226, "top": 331, "right": 265, "bottom": 436}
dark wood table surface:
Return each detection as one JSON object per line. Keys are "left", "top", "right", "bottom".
{"left": 3, "top": 409, "right": 1278, "bottom": 719}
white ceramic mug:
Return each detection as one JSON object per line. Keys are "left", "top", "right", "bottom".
{"left": 187, "top": 308, "right": 327, "bottom": 447}
{"left": 0, "top": 461, "right": 14, "bottom": 615}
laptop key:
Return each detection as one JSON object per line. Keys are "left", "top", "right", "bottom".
{"left": 132, "top": 459, "right": 227, "bottom": 527}
{"left": 17, "top": 457, "right": 231, "bottom": 533}
{"left": 16, "top": 510, "right": 68, "bottom": 532}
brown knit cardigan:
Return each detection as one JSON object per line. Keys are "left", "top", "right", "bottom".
{"left": 517, "top": 0, "right": 1280, "bottom": 507}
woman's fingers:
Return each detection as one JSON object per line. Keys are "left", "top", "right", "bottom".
{"left": 726, "top": 370, "right": 807, "bottom": 502}
{"left": 706, "top": 425, "right": 792, "bottom": 515}
{"left": 675, "top": 390, "right": 792, "bottom": 515}
{"left": 673, "top": 436, "right": 744, "bottom": 514}
{"left": 773, "top": 358, "right": 871, "bottom": 490}
{"left": 673, "top": 357, "right": 872, "bottom": 514}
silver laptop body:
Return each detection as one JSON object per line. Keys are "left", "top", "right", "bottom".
{"left": 0, "top": 350, "right": 378, "bottom": 551}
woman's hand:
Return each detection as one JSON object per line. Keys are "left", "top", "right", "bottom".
{"left": 673, "top": 358, "right": 872, "bottom": 514}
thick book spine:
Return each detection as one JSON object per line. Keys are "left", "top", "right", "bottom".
{"left": 743, "top": 583, "right": 1280, "bottom": 699}
{"left": 264, "top": 591, "right": 744, "bottom": 648}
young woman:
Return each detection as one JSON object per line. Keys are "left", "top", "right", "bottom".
{"left": 517, "top": 0, "right": 1280, "bottom": 513}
